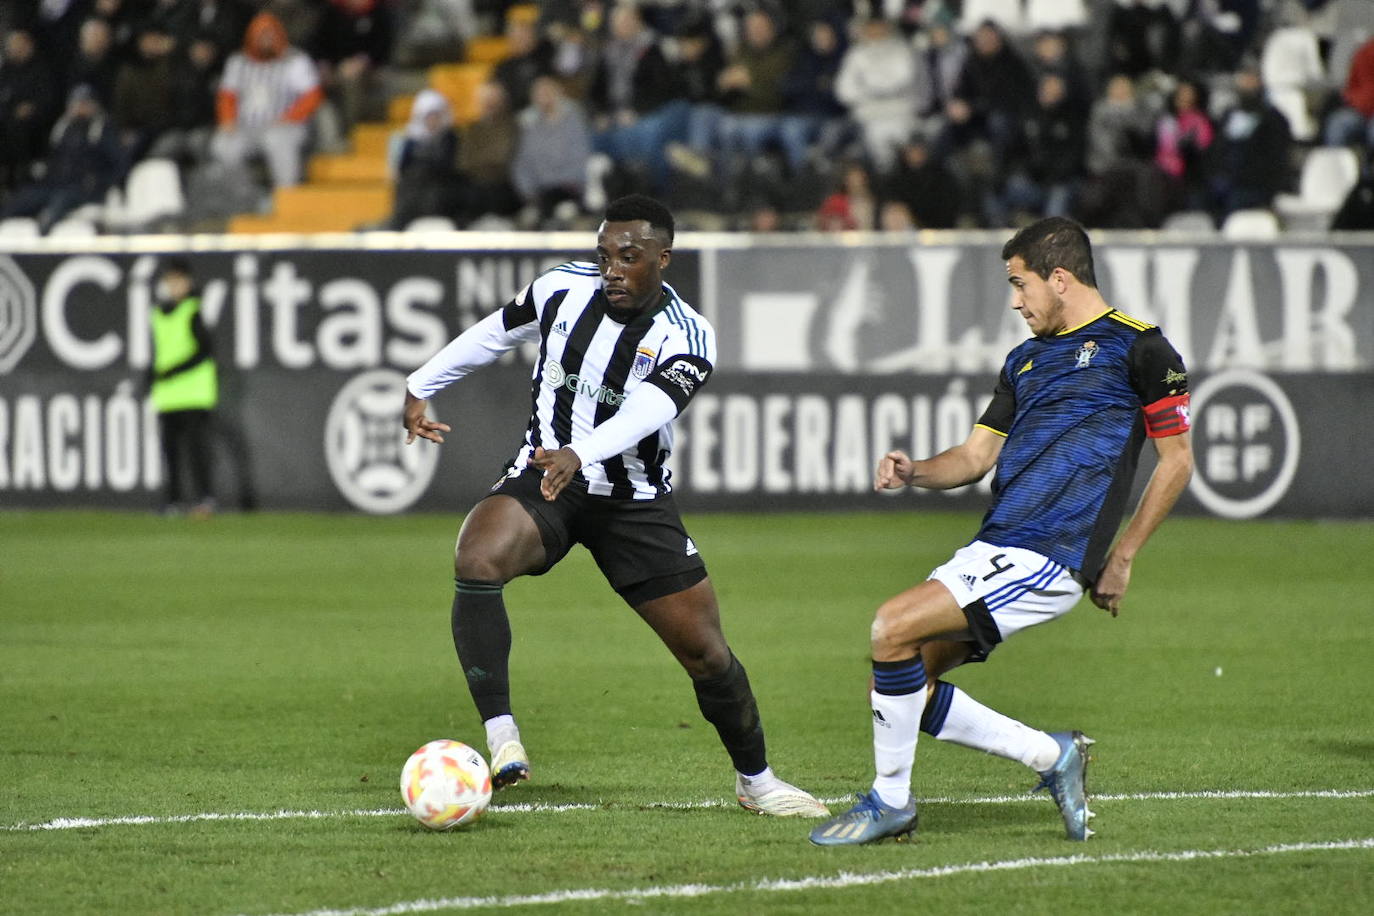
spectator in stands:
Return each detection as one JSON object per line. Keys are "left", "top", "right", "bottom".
{"left": 712, "top": 9, "right": 797, "bottom": 176}
{"left": 1324, "top": 35, "right": 1374, "bottom": 148}
{"left": 883, "top": 133, "right": 961, "bottom": 229}
{"left": 186, "top": 0, "right": 250, "bottom": 59}
{"left": 67, "top": 18, "right": 119, "bottom": 109}
{"left": 590, "top": 4, "right": 685, "bottom": 191}
{"left": 0, "top": 27, "right": 59, "bottom": 192}
{"left": 0, "top": 84, "right": 122, "bottom": 231}
{"left": 389, "top": 88, "right": 461, "bottom": 229}
{"left": 913, "top": 18, "right": 966, "bottom": 124}
{"left": 1105, "top": 0, "right": 1181, "bottom": 78}
{"left": 545, "top": 18, "right": 598, "bottom": 103}
{"left": 313, "top": 0, "right": 394, "bottom": 132}
{"left": 1154, "top": 77, "right": 1214, "bottom": 216}
{"left": 998, "top": 72, "right": 1087, "bottom": 223}
{"left": 32, "top": 0, "right": 88, "bottom": 63}
{"left": 455, "top": 81, "right": 519, "bottom": 223}
{"left": 1180, "top": 0, "right": 1261, "bottom": 75}
{"left": 815, "top": 159, "right": 877, "bottom": 230}
{"left": 939, "top": 20, "right": 1034, "bottom": 177}
{"left": 91, "top": 0, "right": 138, "bottom": 53}
{"left": 1207, "top": 65, "right": 1293, "bottom": 218}
{"left": 1028, "top": 30, "right": 1089, "bottom": 107}
{"left": 512, "top": 75, "right": 592, "bottom": 227}
{"left": 150, "top": 32, "right": 224, "bottom": 165}
{"left": 141, "top": 0, "right": 196, "bottom": 43}
{"left": 835, "top": 14, "right": 921, "bottom": 171}
{"left": 210, "top": 11, "right": 322, "bottom": 189}
{"left": 493, "top": 13, "right": 551, "bottom": 114}
{"left": 395, "top": 0, "right": 477, "bottom": 68}
{"left": 1079, "top": 73, "right": 1157, "bottom": 228}
{"left": 113, "top": 24, "right": 180, "bottom": 166}
{"left": 778, "top": 15, "right": 849, "bottom": 173}
{"left": 879, "top": 198, "right": 916, "bottom": 230}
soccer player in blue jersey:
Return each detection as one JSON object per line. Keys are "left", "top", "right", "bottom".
{"left": 811, "top": 217, "right": 1194, "bottom": 846}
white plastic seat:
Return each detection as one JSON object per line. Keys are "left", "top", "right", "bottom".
{"left": 1025, "top": 0, "right": 1087, "bottom": 31}
{"left": 1161, "top": 210, "right": 1217, "bottom": 233}
{"left": 1275, "top": 146, "right": 1362, "bottom": 230}
{"left": 404, "top": 215, "right": 457, "bottom": 232}
{"left": 0, "top": 217, "right": 40, "bottom": 239}
{"left": 1221, "top": 208, "right": 1280, "bottom": 240}
{"left": 120, "top": 158, "right": 185, "bottom": 230}
{"left": 46, "top": 217, "right": 99, "bottom": 237}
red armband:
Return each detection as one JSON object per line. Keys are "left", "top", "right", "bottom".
{"left": 1143, "top": 393, "right": 1191, "bottom": 438}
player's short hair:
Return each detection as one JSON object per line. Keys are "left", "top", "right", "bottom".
{"left": 1001, "top": 217, "right": 1097, "bottom": 288}
{"left": 604, "top": 194, "right": 674, "bottom": 246}
{"left": 159, "top": 257, "right": 193, "bottom": 279}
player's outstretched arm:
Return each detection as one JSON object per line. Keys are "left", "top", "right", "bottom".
{"left": 875, "top": 427, "right": 1003, "bottom": 491}
{"left": 1091, "top": 431, "right": 1193, "bottom": 616}
{"left": 403, "top": 391, "right": 452, "bottom": 445}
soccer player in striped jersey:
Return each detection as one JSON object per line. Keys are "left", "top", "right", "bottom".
{"left": 812, "top": 217, "right": 1194, "bottom": 846}
{"left": 403, "top": 195, "right": 827, "bottom": 818}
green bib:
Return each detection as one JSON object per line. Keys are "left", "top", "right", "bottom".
{"left": 150, "top": 298, "right": 218, "bottom": 412}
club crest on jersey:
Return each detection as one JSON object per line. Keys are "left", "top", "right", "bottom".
{"left": 1074, "top": 340, "right": 1099, "bottom": 369}
{"left": 631, "top": 347, "right": 656, "bottom": 380}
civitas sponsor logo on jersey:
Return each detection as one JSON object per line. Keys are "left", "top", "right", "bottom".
{"left": 542, "top": 359, "right": 626, "bottom": 406}
{"left": 1187, "top": 369, "right": 1299, "bottom": 520}
{"left": 325, "top": 370, "right": 440, "bottom": 513}
{"left": 0, "top": 256, "right": 38, "bottom": 374}
{"left": 662, "top": 358, "right": 708, "bottom": 394}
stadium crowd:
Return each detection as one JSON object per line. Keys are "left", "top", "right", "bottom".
{"left": 3, "top": 0, "right": 1374, "bottom": 234}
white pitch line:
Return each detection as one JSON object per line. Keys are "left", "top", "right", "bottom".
{"left": 245, "top": 837, "right": 1374, "bottom": 916}
{"left": 6, "top": 788, "right": 1372, "bottom": 833}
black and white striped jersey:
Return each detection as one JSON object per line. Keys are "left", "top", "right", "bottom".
{"left": 408, "top": 261, "right": 716, "bottom": 500}
{"left": 220, "top": 48, "right": 319, "bottom": 129}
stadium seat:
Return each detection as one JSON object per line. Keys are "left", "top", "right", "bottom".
{"left": 1161, "top": 210, "right": 1217, "bottom": 234}
{"left": 405, "top": 215, "right": 457, "bottom": 232}
{"left": 1261, "top": 26, "right": 1325, "bottom": 140}
{"left": 1221, "top": 208, "right": 1280, "bottom": 239}
{"left": 1275, "top": 146, "right": 1362, "bottom": 230}
{"left": 46, "top": 217, "right": 98, "bottom": 237}
{"left": 0, "top": 216, "right": 40, "bottom": 239}
{"left": 960, "top": 0, "right": 1025, "bottom": 35}
{"left": 119, "top": 158, "right": 185, "bottom": 231}
{"left": 1025, "top": 0, "right": 1088, "bottom": 31}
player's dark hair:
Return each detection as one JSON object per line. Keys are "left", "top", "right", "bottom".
{"left": 604, "top": 194, "right": 674, "bottom": 245}
{"left": 160, "top": 257, "right": 193, "bottom": 279}
{"left": 1000, "top": 216, "right": 1097, "bottom": 288}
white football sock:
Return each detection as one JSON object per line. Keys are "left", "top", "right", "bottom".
{"left": 871, "top": 688, "right": 924, "bottom": 808}
{"left": 483, "top": 714, "right": 519, "bottom": 751}
{"left": 933, "top": 687, "right": 1060, "bottom": 772}
{"left": 737, "top": 765, "right": 775, "bottom": 785}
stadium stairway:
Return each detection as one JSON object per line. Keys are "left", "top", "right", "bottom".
{"left": 227, "top": 43, "right": 507, "bottom": 234}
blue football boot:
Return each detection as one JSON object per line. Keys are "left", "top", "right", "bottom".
{"left": 808, "top": 790, "right": 918, "bottom": 846}
{"left": 1033, "top": 731, "right": 1096, "bottom": 840}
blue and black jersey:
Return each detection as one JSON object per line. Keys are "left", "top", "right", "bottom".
{"left": 974, "top": 309, "right": 1191, "bottom": 582}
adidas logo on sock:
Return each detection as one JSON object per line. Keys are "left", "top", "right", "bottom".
{"left": 872, "top": 708, "right": 891, "bottom": 728}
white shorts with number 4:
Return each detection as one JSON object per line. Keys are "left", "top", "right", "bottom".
{"left": 928, "top": 540, "right": 1084, "bottom": 660}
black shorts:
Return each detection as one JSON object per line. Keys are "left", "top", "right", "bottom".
{"left": 484, "top": 468, "right": 707, "bottom": 605}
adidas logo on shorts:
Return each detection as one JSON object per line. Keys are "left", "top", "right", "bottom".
{"left": 685, "top": 538, "right": 698, "bottom": 557}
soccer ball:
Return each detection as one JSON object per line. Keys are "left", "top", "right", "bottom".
{"left": 400, "top": 739, "right": 493, "bottom": 830}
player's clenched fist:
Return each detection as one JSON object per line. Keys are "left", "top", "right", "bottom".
{"left": 875, "top": 450, "right": 915, "bottom": 490}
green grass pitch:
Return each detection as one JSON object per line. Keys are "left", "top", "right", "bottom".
{"left": 2, "top": 510, "right": 1371, "bottom": 915}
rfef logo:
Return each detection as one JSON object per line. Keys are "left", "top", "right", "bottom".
{"left": 0, "top": 256, "right": 37, "bottom": 374}
{"left": 1187, "top": 369, "right": 1299, "bottom": 519}
{"left": 325, "top": 370, "right": 440, "bottom": 513}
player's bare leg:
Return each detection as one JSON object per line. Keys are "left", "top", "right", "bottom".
{"left": 452, "top": 496, "right": 547, "bottom": 789}
{"left": 634, "top": 578, "right": 828, "bottom": 817}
